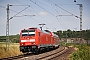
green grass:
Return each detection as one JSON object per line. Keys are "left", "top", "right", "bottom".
{"left": 0, "top": 42, "right": 22, "bottom": 59}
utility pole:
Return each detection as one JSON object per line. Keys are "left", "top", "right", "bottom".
{"left": 79, "top": 4, "right": 83, "bottom": 31}
{"left": 77, "top": 4, "right": 83, "bottom": 43}
{"left": 76, "top": 4, "right": 83, "bottom": 31}
{"left": 6, "top": 4, "right": 35, "bottom": 51}
{"left": 6, "top": 4, "right": 9, "bottom": 51}
{"left": 79, "top": 4, "right": 83, "bottom": 43}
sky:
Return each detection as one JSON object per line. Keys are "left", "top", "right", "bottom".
{"left": 0, "top": 0, "right": 90, "bottom": 36}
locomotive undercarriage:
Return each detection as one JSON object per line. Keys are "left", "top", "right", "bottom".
{"left": 20, "top": 45, "right": 59, "bottom": 54}
{"left": 20, "top": 45, "right": 38, "bottom": 53}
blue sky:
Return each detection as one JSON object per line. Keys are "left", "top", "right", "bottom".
{"left": 0, "top": 0, "right": 90, "bottom": 36}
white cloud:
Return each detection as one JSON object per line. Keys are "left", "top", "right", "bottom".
{"left": 39, "top": 12, "right": 47, "bottom": 15}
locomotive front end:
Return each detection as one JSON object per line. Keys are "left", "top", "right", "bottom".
{"left": 20, "top": 28, "right": 39, "bottom": 53}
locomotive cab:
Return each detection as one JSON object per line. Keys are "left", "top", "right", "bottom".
{"left": 20, "top": 28, "right": 39, "bottom": 53}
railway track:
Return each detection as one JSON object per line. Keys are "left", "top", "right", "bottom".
{"left": 35, "top": 46, "right": 68, "bottom": 60}
{"left": 19, "top": 46, "right": 67, "bottom": 60}
{"left": 0, "top": 46, "right": 69, "bottom": 60}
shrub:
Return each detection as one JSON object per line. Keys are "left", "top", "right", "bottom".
{"left": 70, "top": 44, "right": 90, "bottom": 60}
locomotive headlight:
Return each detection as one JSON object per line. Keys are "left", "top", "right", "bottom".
{"left": 33, "top": 43, "right": 35, "bottom": 44}
{"left": 22, "top": 44, "right": 23, "bottom": 45}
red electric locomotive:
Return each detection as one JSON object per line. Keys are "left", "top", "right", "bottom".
{"left": 20, "top": 27, "right": 60, "bottom": 54}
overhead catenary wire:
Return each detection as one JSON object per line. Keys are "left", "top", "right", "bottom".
{"left": 0, "top": 2, "right": 68, "bottom": 31}
{"left": 16, "top": 0, "right": 45, "bottom": 24}
{"left": 29, "top": 17, "right": 40, "bottom": 23}
{"left": 47, "top": 1, "right": 79, "bottom": 30}
{"left": 48, "top": 0, "right": 59, "bottom": 14}
{"left": 48, "top": 0, "right": 79, "bottom": 30}
{"left": 58, "top": 16, "right": 67, "bottom": 30}
{"left": 0, "top": 5, "right": 6, "bottom": 9}
{"left": 16, "top": 0, "right": 56, "bottom": 30}
{"left": 0, "top": 4, "right": 37, "bottom": 27}
{"left": 0, "top": 5, "right": 32, "bottom": 17}
{"left": 47, "top": 0, "right": 65, "bottom": 30}
{"left": 55, "top": 4, "right": 79, "bottom": 18}
{"left": 16, "top": 0, "right": 65, "bottom": 30}
{"left": 9, "top": 5, "right": 30, "bottom": 6}
{"left": 29, "top": 0, "right": 65, "bottom": 30}
{"left": 54, "top": 4, "right": 80, "bottom": 30}
{"left": 9, "top": 5, "right": 30, "bottom": 20}
{"left": 0, "top": 1, "right": 69, "bottom": 31}
{"left": 16, "top": 0, "right": 41, "bottom": 23}
{"left": 29, "top": 0, "right": 55, "bottom": 16}
{"left": 16, "top": 0, "right": 34, "bottom": 13}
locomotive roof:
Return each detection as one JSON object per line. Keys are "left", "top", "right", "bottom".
{"left": 40, "top": 30, "right": 51, "bottom": 34}
{"left": 44, "top": 30, "right": 51, "bottom": 33}
{"left": 22, "top": 27, "right": 38, "bottom": 30}
{"left": 22, "top": 28, "right": 52, "bottom": 34}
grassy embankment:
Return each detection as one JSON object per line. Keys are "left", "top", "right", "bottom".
{"left": 69, "top": 44, "right": 90, "bottom": 60}
{"left": 0, "top": 42, "right": 22, "bottom": 59}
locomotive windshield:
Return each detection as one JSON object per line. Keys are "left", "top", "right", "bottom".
{"left": 22, "top": 30, "right": 35, "bottom": 36}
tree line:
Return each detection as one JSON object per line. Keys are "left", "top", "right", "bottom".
{"left": 53, "top": 29, "right": 90, "bottom": 40}
{"left": 0, "top": 34, "right": 19, "bottom": 43}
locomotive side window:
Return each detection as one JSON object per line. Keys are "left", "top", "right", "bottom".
{"left": 22, "top": 30, "right": 35, "bottom": 36}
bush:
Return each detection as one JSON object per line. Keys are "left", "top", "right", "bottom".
{"left": 70, "top": 44, "right": 90, "bottom": 60}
